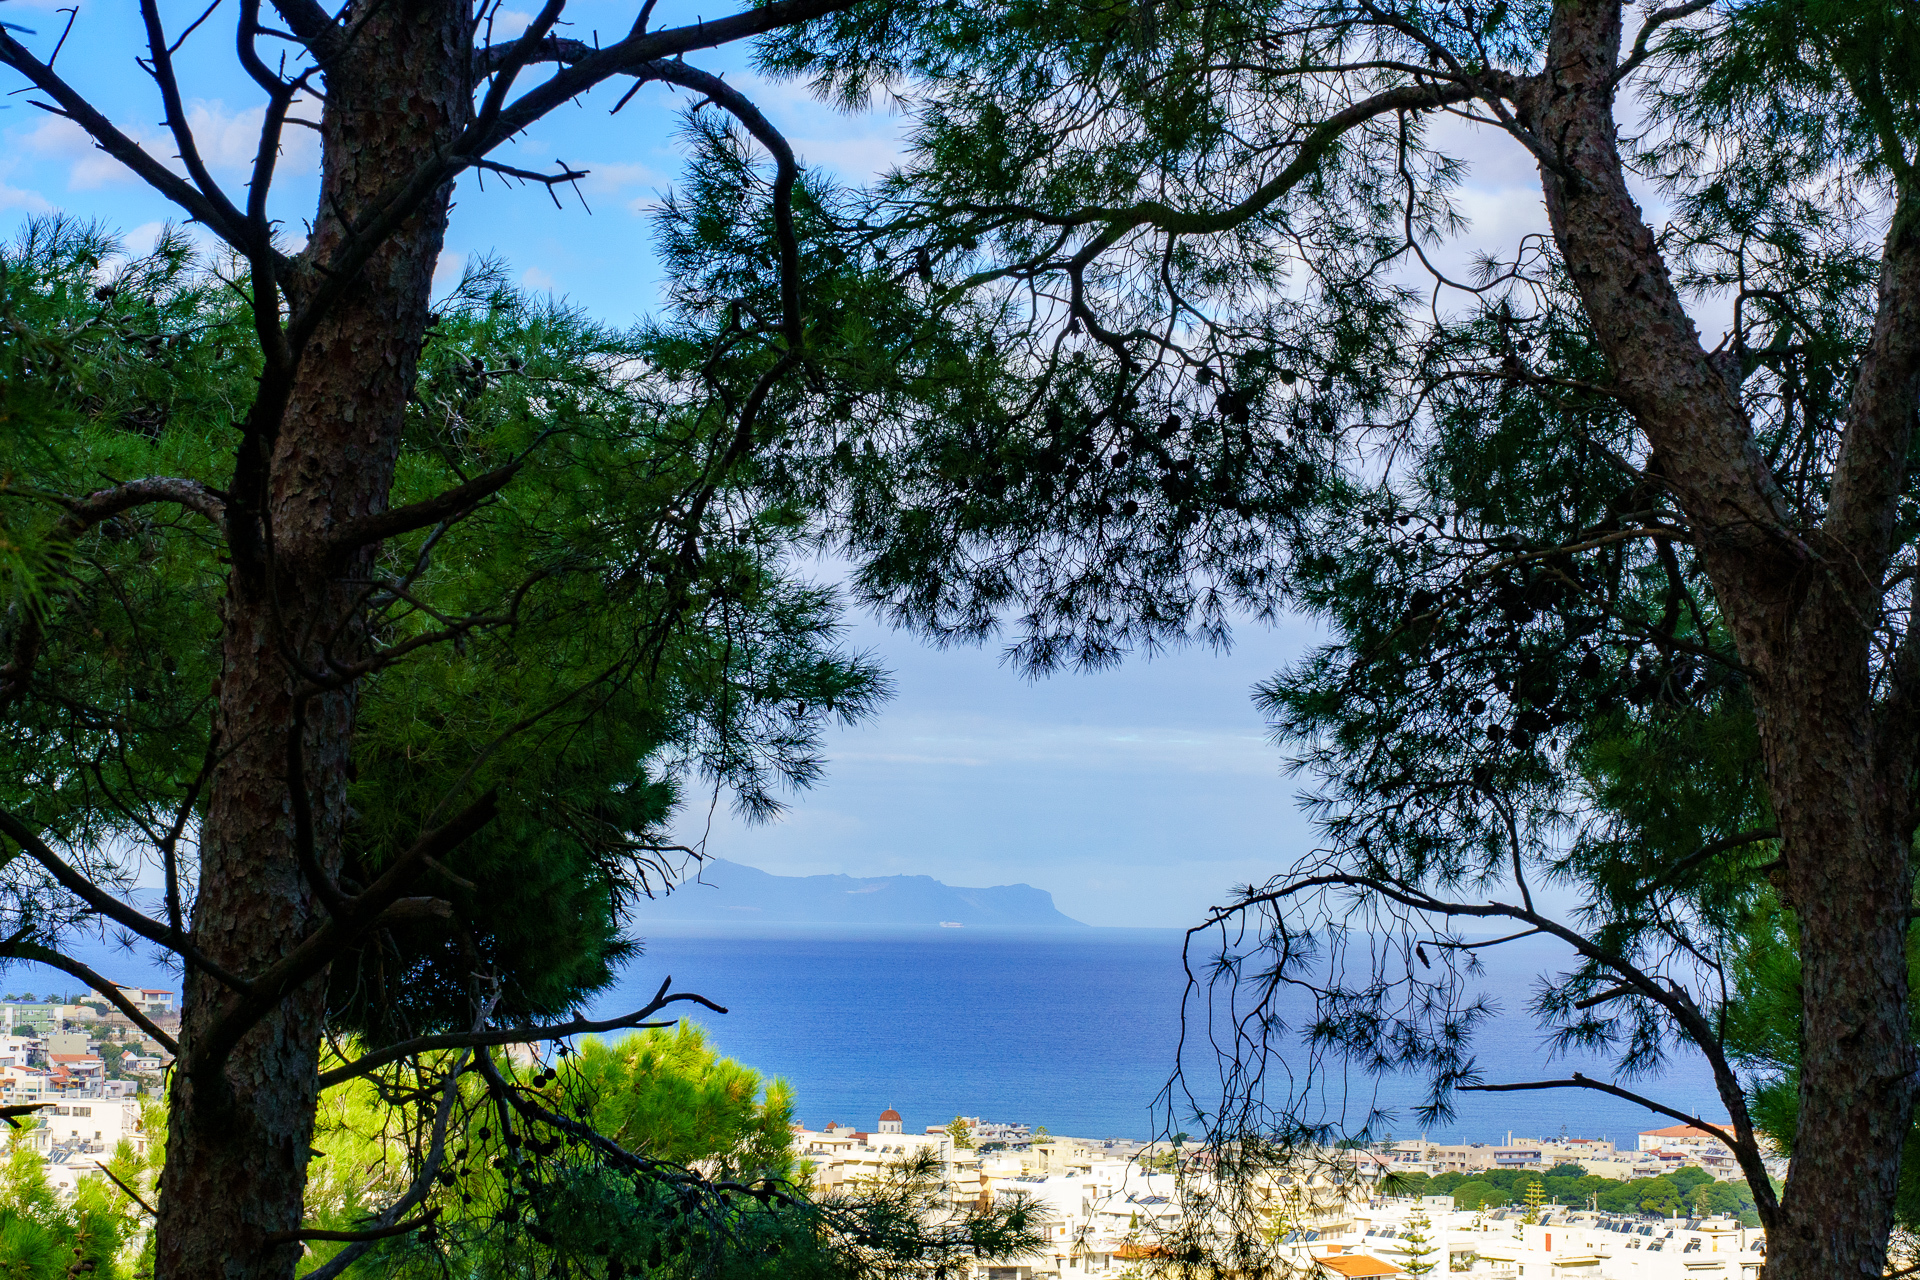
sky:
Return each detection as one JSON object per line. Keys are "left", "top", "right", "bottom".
{"left": 0, "top": 0, "right": 1706, "bottom": 928}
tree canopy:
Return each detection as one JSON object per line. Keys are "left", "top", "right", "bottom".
{"left": 651, "top": 0, "right": 1920, "bottom": 1272}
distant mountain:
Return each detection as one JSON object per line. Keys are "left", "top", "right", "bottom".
{"left": 637, "top": 860, "right": 1087, "bottom": 928}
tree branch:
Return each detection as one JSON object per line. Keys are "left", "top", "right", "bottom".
{"left": 323, "top": 460, "right": 522, "bottom": 567}
{"left": 95, "top": 1161, "right": 157, "bottom": 1215}
{"left": 1829, "top": 186, "right": 1920, "bottom": 613}
{"left": 137, "top": 0, "right": 252, "bottom": 243}
{"left": 299, "top": 994, "right": 495, "bottom": 1280}
{"left": 0, "top": 32, "right": 265, "bottom": 255}
{"left": 316, "top": 976, "right": 726, "bottom": 1088}
{"left": 189, "top": 790, "right": 499, "bottom": 1079}
{"left": 0, "top": 940, "right": 180, "bottom": 1054}
{"left": 1203, "top": 869, "right": 1780, "bottom": 1225}
{"left": 1642, "top": 826, "right": 1778, "bottom": 896}
{"left": 942, "top": 82, "right": 1476, "bottom": 236}
{"left": 0, "top": 808, "right": 249, "bottom": 994}
{"left": 645, "top": 62, "right": 801, "bottom": 349}
{"left": 264, "top": 1211, "right": 438, "bottom": 1244}
{"left": 1461, "top": 1072, "right": 1736, "bottom": 1152}
{"left": 1, "top": 478, "right": 228, "bottom": 710}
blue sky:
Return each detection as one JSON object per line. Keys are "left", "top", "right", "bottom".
{"left": 0, "top": 0, "right": 1610, "bottom": 927}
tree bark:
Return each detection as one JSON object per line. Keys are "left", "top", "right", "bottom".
{"left": 1514, "top": 0, "right": 1918, "bottom": 1274}
{"left": 153, "top": 0, "right": 470, "bottom": 1272}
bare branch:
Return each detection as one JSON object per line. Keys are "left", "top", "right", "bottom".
{"left": 96, "top": 1161, "right": 158, "bottom": 1215}
{"left": 0, "top": 808, "right": 249, "bottom": 994}
{"left": 0, "top": 940, "right": 181, "bottom": 1054}
{"left": 1462, "top": 1072, "right": 1737, "bottom": 1152}
{"left": 137, "top": 0, "right": 251, "bottom": 242}
{"left": 316, "top": 976, "right": 727, "bottom": 1088}
{"left": 0, "top": 32, "right": 264, "bottom": 255}
{"left": 0, "top": 1103, "right": 54, "bottom": 1130}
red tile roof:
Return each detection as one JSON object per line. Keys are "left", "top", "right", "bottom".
{"left": 1317, "top": 1256, "right": 1405, "bottom": 1277}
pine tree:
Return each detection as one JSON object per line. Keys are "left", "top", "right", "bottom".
{"left": 946, "top": 1117, "right": 975, "bottom": 1150}
{"left": 702, "top": 0, "right": 1920, "bottom": 1272}
{"left": 1400, "top": 1209, "right": 1440, "bottom": 1277}
{"left": 1522, "top": 1182, "right": 1547, "bottom": 1226}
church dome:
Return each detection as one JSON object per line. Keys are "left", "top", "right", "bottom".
{"left": 879, "top": 1108, "right": 902, "bottom": 1123}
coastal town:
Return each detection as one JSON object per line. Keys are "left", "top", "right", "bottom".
{"left": 798, "top": 1109, "right": 1782, "bottom": 1279}
{"left": 0, "top": 986, "right": 173, "bottom": 1193}
{"left": 0, "top": 985, "right": 1789, "bottom": 1279}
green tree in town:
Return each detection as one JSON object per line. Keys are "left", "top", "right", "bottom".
{"left": 1450, "top": 1181, "right": 1507, "bottom": 1213}
{"left": 946, "top": 1117, "right": 975, "bottom": 1150}
{"left": 1400, "top": 1208, "right": 1440, "bottom": 1276}
{"left": 1520, "top": 1180, "right": 1546, "bottom": 1225}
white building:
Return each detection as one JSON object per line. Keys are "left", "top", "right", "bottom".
{"left": 797, "top": 1109, "right": 986, "bottom": 1212}
{"left": 1329, "top": 1197, "right": 1764, "bottom": 1280}
{"left": 28, "top": 1098, "right": 145, "bottom": 1152}
{"left": 1638, "top": 1124, "right": 1728, "bottom": 1155}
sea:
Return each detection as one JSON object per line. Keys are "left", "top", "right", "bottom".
{"left": 21, "top": 925, "right": 1722, "bottom": 1145}
{"left": 581, "top": 924, "right": 1721, "bottom": 1145}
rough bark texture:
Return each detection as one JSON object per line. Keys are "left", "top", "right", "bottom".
{"left": 1515, "top": 0, "right": 1920, "bottom": 1273}
{"left": 153, "top": 1, "right": 470, "bottom": 1273}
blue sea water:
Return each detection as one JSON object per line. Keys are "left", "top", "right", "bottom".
{"left": 18, "top": 924, "right": 1723, "bottom": 1146}
{"left": 582, "top": 924, "right": 1724, "bottom": 1145}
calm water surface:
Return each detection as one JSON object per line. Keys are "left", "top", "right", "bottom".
{"left": 585, "top": 925, "right": 1722, "bottom": 1144}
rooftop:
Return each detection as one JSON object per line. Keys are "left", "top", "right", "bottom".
{"left": 1316, "top": 1256, "right": 1406, "bottom": 1277}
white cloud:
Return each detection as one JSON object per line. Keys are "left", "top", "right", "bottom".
{"left": 0, "top": 148, "right": 51, "bottom": 214}
{"left": 432, "top": 250, "right": 469, "bottom": 291}
{"left": 487, "top": 7, "right": 533, "bottom": 38}
{"left": 186, "top": 99, "right": 315, "bottom": 173}
{"left": 25, "top": 115, "right": 137, "bottom": 189}
{"left": 580, "top": 160, "right": 666, "bottom": 195}
{"left": 520, "top": 265, "right": 556, "bottom": 291}
{"left": 0, "top": 182, "right": 53, "bottom": 215}
{"left": 120, "top": 222, "right": 171, "bottom": 257}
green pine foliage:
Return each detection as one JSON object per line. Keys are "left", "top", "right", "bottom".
{"left": 1399, "top": 1208, "right": 1440, "bottom": 1276}
{"left": 0, "top": 217, "right": 888, "bottom": 1044}
{"left": 293, "top": 1028, "right": 1041, "bottom": 1279}
{"left": 0, "top": 1125, "right": 157, "bottom": 1278}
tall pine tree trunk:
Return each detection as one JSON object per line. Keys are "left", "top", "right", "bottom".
{"left": 153, "top": 0, "right": 468, "bottom": 1270}
{"left": 1764, "top": 636, "right": 1914, "bottom": 1276}
{"left": 1517, "top": 0, "right": 1920, "bottom": 1273}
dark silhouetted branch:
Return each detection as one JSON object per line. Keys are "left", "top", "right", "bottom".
{"left": 324, "top": 461, "right": 524, "bottom": 566}
{"left": 317, "top": 976, "right": 724, "bottom": 1087}
{"left": 191, "top": 791, "right": 500, "bottom": 1078}
{"left": 0, "top": 940, "right": 180, "bottom": 1054}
